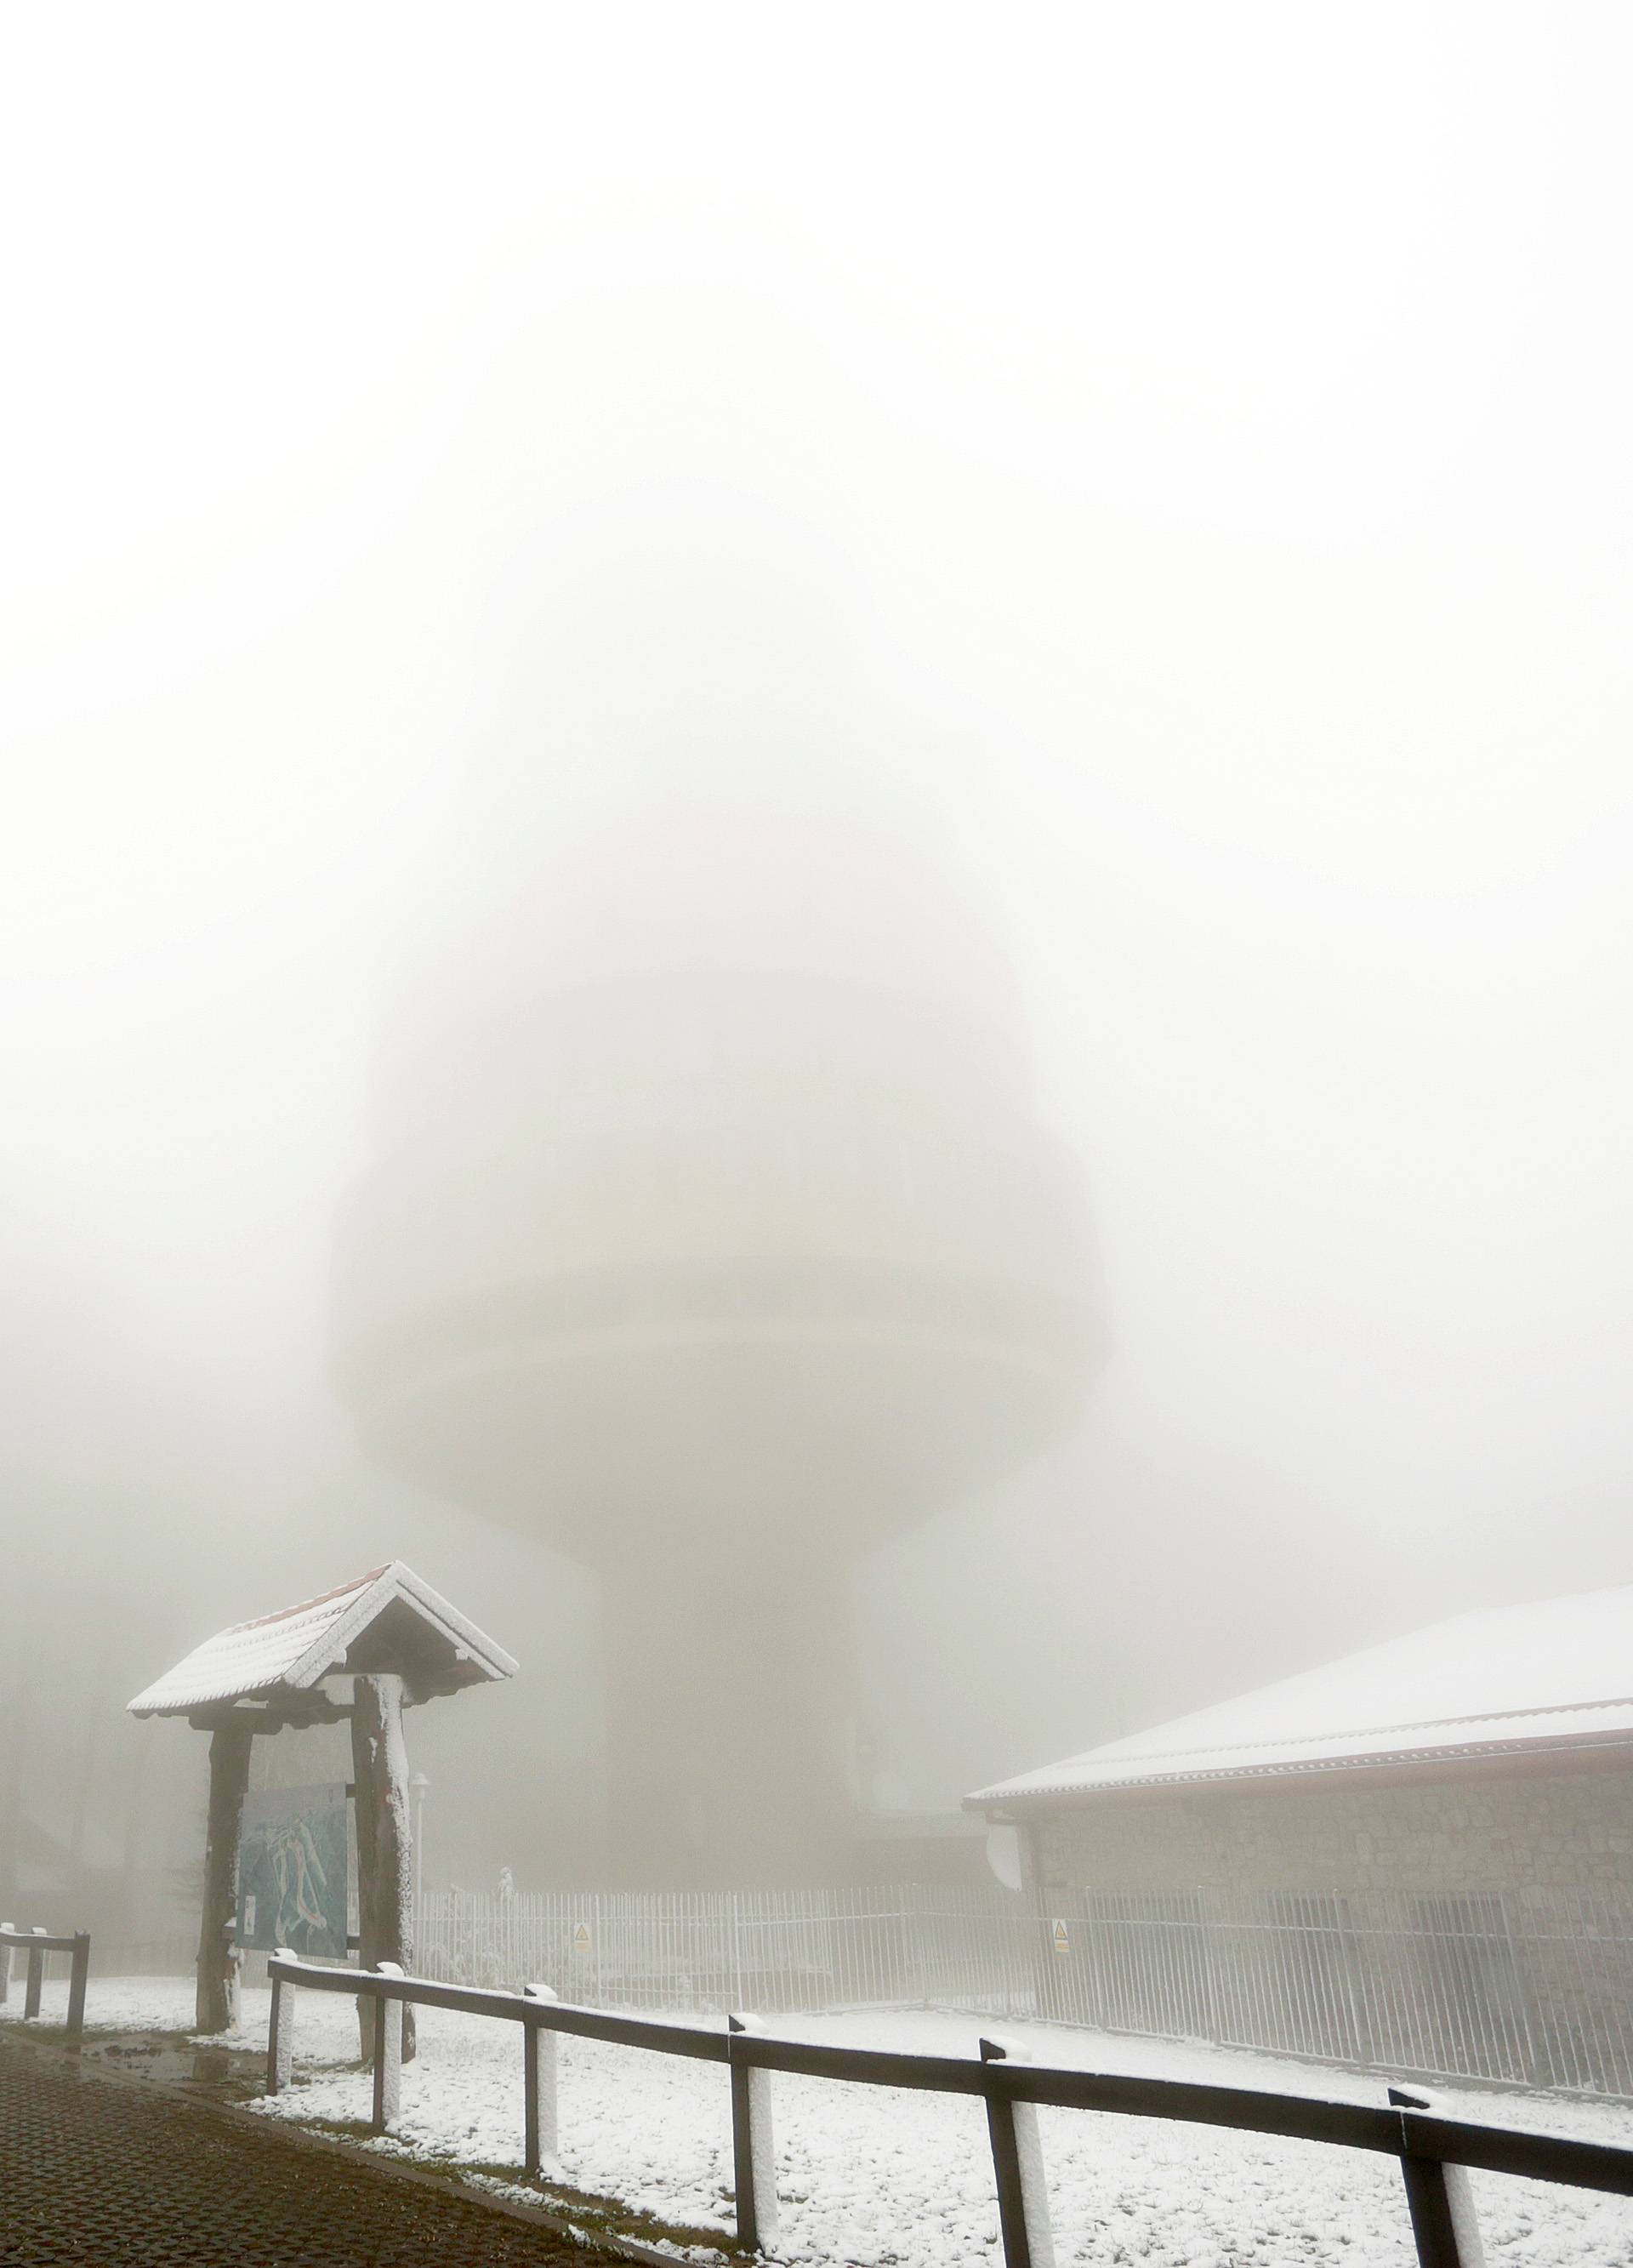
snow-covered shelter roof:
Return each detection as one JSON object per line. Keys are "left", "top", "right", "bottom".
{"left": 969, "top": 1581, "right": 1633, "bottom": 1810}
{"left": 128, "top": 1562, "right": 517, "bottom": 1721}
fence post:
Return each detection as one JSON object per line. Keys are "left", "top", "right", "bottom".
{"left": 266, "top": 1964, "right": 283, "bottom": 2093}
{"left": 372, "top": 1963, "right": 404, "bottom": 2134}
{"left": 0, "top": 1924, "right": 11, "bottom": 2007}
{"left": 522, "top": 1983, "right": 559, "bottom": 2176}
{"left": 65, "top": 1934, "right": 89, "bottom": 2037}
{"left": 266, "top": 1953, "right": 297, "bottom": 2094}
{"left": 728, "top": 2014, "right": 779, "bottom": 2253}
{"left": 1390, "top": 2090, "right": 1485, "bottom": 2268}
{"left": 25, "top": 1928, "right": 47, "bottom": 2020}
{"left": 981, "top": 2037, "right": 1055, "bottom": 2268}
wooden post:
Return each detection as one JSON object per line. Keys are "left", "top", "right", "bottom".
{"left": 267, "top": 1966, "right": 284, "bottom": 2094}
{"left": 65, "top": 1934, "right": 89, "bottom": 2037}
{"left": 523, "top": 1983, "right": 560, "bottom": 2176}
{"left": 1391, "top": 2090, "right": 1485, "bottom": 2268}
{"left": 196, "top": 1718, "right": 254, "bottom": 2033}
{"left": 981, "top": 2037, "right": 1055, "bottom": 2268}
{"left": 267, "top": 1953, "right": 296, "bottom": 2094}
{"left": 25, "top": 1929, "right": 47, "bottom": 2021}
{"left": 351, "top": 1675, "right": 415, "bottom": 2062}
{"left": 372, "top": 1962, "right": 404, "bottom": 2131}
{"left": 728, "top": 2014, "right": 779, "bottom": 2253}
{"left": 350, "top": 1702, "right": 376, "bottom": 2063}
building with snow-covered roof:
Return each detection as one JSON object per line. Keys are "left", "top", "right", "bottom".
{"left": 969, "top": 1582, "right": 1633, "bottom": 1906}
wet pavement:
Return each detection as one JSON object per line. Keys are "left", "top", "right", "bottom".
{"left": 67, "top": 2030, "right": 264, "bottom": 2100}
{"left": 0, "top": 2034, "right": 623, "bottom": 2265}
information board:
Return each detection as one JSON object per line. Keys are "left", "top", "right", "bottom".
{"left": 236, "top": 1782, "right": 350, "bottom": 1957}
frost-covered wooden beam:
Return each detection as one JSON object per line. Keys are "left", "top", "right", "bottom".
{"left": 196, "top": 1718, "right": 254, "bottom": 2033}
{"left": 350, "top": 1673, "right": 415, "bottom": 2063}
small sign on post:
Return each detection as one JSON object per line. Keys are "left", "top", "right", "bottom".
{"left": 1050, "top": 1918, "right": 1071, "bottom": 1956}
{"left": 571, "top": 1919, "right": 594, "bottom": 1957}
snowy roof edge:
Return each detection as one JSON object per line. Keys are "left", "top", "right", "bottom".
{"left": 965, "top": 1705, "right": 1633, "bottom": 1809}
{"left": 965, "top": 1580, "right": 1633, "bottom": 1811}
{"left": 126, "top": 1559, "right": 518, "bottom": 1718}
{"left": 281, "top": 1560, "right": 520, "bottom": 1690}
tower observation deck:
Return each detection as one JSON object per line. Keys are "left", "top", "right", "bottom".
{"left": 330, "top": 494, "right": 1104, "bottom": 1883}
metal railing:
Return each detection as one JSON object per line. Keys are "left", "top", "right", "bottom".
{"left": 417, "top": 1882, "right": 1633, "bottom": 2097}
{"left": 1026, "top": 1885, "right": 1633, "bottom": 2096}
{"left": 0, "top": 1923, "right": 91, "bottom": 2035}
{"left": 419, "top": 1883, "right": 947, "bottom": 2014}
{"left": 266, "top": 1949, "right": 1633, "bottom": 2268}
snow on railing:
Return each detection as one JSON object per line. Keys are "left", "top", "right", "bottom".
{"left": 265, "top": 1949, "right": 1633, "bottom": 2268}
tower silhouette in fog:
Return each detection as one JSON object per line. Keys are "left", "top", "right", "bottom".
{"left": 330, "top": 488, "right": 1103, "bottom": 1883}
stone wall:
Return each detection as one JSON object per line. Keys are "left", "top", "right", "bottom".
{"left": 1027, "top": 1752, "right": 1633, "bottom": 1900}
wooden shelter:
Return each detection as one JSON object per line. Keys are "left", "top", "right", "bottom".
{"left": 128, "top": 1562, "right": 516, "bottom": 2038}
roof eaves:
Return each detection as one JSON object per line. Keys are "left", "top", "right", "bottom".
{"left": 970, "top": 1723, "right": 1633, "bottom": 1807}
{"left": 282, "top": 1564, "right": 398, "bottom": 1691}
{"left": 394, "top": 1562, "right": 519, "bottom": 1679}
{"left": 281, "top": 1560, "right": 520, "bottom": 1691}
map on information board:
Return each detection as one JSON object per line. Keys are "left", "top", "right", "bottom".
{"left": 236, "top": 1783, "right": 349, "bottom": 1957}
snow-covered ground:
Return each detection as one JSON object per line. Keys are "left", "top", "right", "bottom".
{"left": 9, "top": 1976, "right": 1633, "bottom": 2266}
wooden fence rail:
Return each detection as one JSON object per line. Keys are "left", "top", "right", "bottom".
{"left": 0, "top": 1923, "right": 91, "bottom": 2035}
{"left": 265, "top": 1951, "right": 1633, "bottom": 2268}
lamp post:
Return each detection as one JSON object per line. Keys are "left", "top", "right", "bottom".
{"left": 409, "top": 1771, "right": 430, "bottom": 1937}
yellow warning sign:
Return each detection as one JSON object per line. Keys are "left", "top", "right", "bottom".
{"left": 572, "top": 1921, "right": 594, "bottom": 1956}
{"left": 1050, "top": 1918, "right": 1071, "bottom": 1955}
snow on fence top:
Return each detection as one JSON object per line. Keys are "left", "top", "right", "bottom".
{"left": 969, "top": 1579, "right": 1633, "bottom": 1807}
{"left": 127, "top": 1560, "right": 518, "bottom": 1718}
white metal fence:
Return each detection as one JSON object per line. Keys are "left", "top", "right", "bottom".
{"left": 417, "top": 1882, "right": 1633, "bottom": 2098}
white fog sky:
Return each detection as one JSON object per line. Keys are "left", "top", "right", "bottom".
{"left": 5, "top": 5, "right": 1633, "bottom": 1794}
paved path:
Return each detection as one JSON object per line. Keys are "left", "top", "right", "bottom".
{"left": 0, "top": 2037, "right": 619, "bottom": 2265}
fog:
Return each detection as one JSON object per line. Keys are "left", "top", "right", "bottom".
{"left": 5, "top": 5, "right": 1633, "bottom": 1921}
